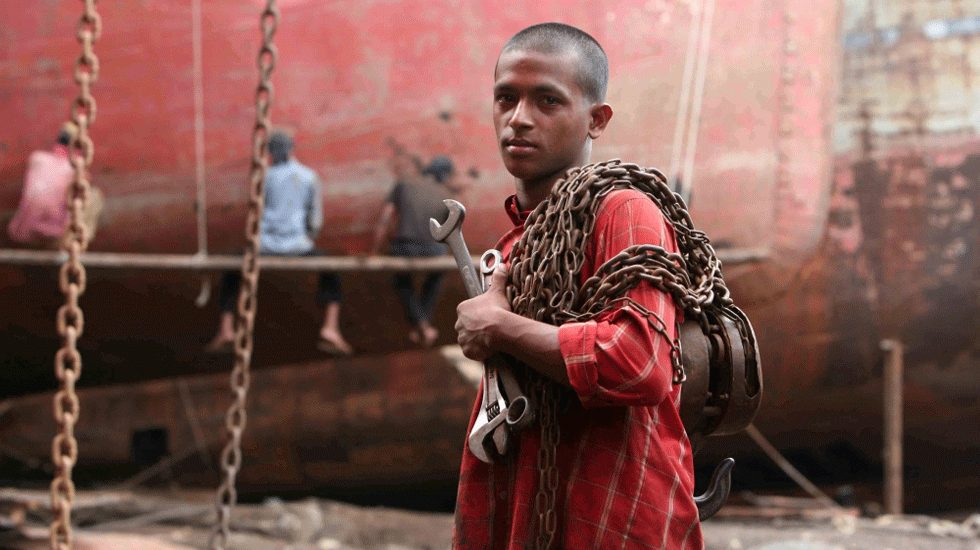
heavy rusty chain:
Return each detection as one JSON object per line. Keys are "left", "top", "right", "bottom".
{"left": 507, "top": 159, "right": 733, "bottom": 548}
{"left": 532, "top": 379, "right": 560, "bottom": 550}
{"left": 50, "top": 2, "right": 101, "bottom": 549}
{"left": 209, "top": 2, "right": 279, "bottom": 549}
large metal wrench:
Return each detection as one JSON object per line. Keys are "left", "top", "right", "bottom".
{"left": 479, "top": 249, "right": 535, "bottom": 435}
{"left": 430, "top": 200, "right": 531, "bottom": 462}
{"left": 430, "top": 200, "right": 509, "bottom": 461}
{"left": 433, "top": 203, "right": 533, "bottom": 434}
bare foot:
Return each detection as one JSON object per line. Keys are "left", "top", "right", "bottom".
{"left": 420, "top": 324, "right": 439, "bottom": 349}
{"left": 318, "top": 329, "right": 353, "bottom": 355}
{"left": 205, "top": 333, "right": 235, "bottom": 354}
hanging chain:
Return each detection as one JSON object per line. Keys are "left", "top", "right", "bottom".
{"left": 509, "top": 159, "right": 734, "bottom": 548}
{"left": 209, "top": 3, "right": 279, "bottom": 549}
{"left": 532, "top": 380, "right": 560, "bottom": 550}
{"left": 50, "top": 2, "right": 101, "bottom": 549}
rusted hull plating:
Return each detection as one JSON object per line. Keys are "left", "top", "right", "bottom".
{"left": 0, "top": 348, "right": 478, "bottom": 499}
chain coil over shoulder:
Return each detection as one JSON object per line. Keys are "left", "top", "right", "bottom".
{"left": 209, "top": 2, "right": 279, "bottom": 549}
{"left": 508, "top": 159, "right": 738, "bottom": 549}
{"left": 50, "top": 2, "right": 101, "bottom": 549}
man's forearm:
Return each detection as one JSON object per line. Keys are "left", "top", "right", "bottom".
{"left": 371, "top": 222, "right": 389, "bottom": 253}
{"left": 371, "top": 204, "right": 395, "bottom": 253}
{"left": 489, "top": 310, "right": 570, "bottom": 386}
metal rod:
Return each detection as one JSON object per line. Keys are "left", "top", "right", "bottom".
{"left": 85, "top": 505, "right": 211, "bottom": 532}
{"left": 0, "top": 247, "right": 768, "bottom": 271}
{"left": 176, "top": 379, "right": 215, "bottom": 475}
{"left": 745, "top": 424, "right": 843, "bottom": 510}
{"left": 667, "top": 0, "right": 705, "bottom": 182}
{"left": 192, "top": 0, "right": 208, "bottom": 258}
{"left": 881, "top": 338, "right": 904, "bottom": 515}
{"left": 680, "top": 0, "right": 717, "bottom": 192}
{"left": 115, "top": 440, "right": 215, "bottom": 490}
{"left": 0, "top": 444, "right": 54, "bottom": 474}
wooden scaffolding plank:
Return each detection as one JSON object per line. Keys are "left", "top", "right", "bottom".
{"left": 0, "top": 247, "right": 767, "bottom": 272}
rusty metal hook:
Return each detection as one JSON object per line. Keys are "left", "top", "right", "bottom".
{"left": 694, "top": 457, "right": 734, "bottom": 521}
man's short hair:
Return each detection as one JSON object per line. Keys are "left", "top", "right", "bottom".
{"left": 268, "top": 131, "right": 294, "bottom": 164}
{"left": 57, "top": 121, "right": 79, "bottom": 146}
{"left": 501, "top": 23, "right": 609, "bottom": 104}
{"left": 425, "top": 156, "right": 455, "bottom": 184}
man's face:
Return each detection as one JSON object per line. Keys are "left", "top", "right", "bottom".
{"left": 493, "top": 48, "right": 595, "bottom": 184}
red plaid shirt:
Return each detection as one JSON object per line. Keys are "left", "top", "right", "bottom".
{"left": 453, "top": 189, "right": 703, "bottom": 550}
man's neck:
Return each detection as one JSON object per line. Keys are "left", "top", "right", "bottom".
{"left": 514, "top": 173, "right": 561, "bottom": 211}
{"left": 514, "top": 146, "right": 592, "bottom": 211}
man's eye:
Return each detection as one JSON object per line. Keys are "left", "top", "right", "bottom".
{"left": 496, "top": 93, "right": 515, "bottom": 103}
{"left": 542, "top": 96, "right": 560, "bottom": 106}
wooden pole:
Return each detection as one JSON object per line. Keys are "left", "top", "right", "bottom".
{"left": 881, "top": 338, "right": 904, "bottom": 515}
{"left": 0, "top": 247, "right": 769, "bottom": 271}
{"left": 0, "top": 249, "right": 465, "bottom": 272}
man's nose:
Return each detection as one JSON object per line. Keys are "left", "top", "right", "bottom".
{"left": 508, "top": 99, "right": 533, "bottom": 130}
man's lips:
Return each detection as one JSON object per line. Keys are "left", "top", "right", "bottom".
{"left": 503, "top": 139, "right": 537, "bottom": 155}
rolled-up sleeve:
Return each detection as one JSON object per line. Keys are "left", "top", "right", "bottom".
{"left": 558, "top": 191, "right": 679, "bottom": 408}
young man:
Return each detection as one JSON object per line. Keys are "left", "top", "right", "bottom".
{"left": 452, "top": 23, "right": 703, "bottom": 549}
{"left": 207, "top": 131, "right": 352, "bottom": 355}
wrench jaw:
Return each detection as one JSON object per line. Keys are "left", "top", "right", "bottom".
{"left": 490, "top": 355, "right": 535, "bottom": 434}
{"left": 469, "top": 366, "right": 512, "bottom": 462}
{"left": 468, "top": 409, "right": 509, "bottom": 463}
{"left": 468, "top": 358, "right": 495, "bottom": 463}
{"left": 468, "top": 408, "right": 493, "bottom": 463}
{"left": 490, "top": 423, "right": 509, "bottom": 456}
{"left": 429, "top": 200, "right": 465, "bottom": 243}
{"left": 485, "top": 367, "right": 510, "bottom": 456}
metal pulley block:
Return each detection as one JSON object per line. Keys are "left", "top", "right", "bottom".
{"left": 678, "top": 319, "right": 711, "bottom": 449}
{"left": 678, "top": 305, "right": 763, "bottom": 452}
{"left": 677, "top": 306, "right": 763, "bottom": 520}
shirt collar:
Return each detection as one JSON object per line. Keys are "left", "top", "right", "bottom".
{"left": 504, "top": 195, "right": 532, "bottom": 226}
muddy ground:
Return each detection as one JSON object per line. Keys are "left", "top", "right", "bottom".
{"left": 1, "top": 489, "right": 977, "bottom": 550}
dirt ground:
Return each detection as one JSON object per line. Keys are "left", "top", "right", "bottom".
{"left": 702, "top": 516, "right": 980, "bottom": 550}
{"left": 1, "top": 489, "right": 977, "bottom": 550}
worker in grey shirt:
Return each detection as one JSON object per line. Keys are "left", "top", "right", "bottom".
{"left": 371, "top": 153, "right": 460, "bottom": 347}
{"left": 207, "top": 131, "right": 352, "bottom": 355}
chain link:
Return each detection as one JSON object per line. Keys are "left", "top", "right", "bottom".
{"left": 209, "top": 2, "right": 279, "bottom": 549}
{"left": 532, "top": 378, "right": 560, "bottom": 550}
{"left": 49, "top": 2, "right": 100, "bottom": 549}
{"left": 509, "top": 159, "right": 734, "bottom": 548}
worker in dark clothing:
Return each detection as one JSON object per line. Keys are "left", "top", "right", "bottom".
{"left": 371, "top": 154, "right": 459, "bottom": 347}
{"left": 207, "top": 131, "right": 352, "bottom": 355}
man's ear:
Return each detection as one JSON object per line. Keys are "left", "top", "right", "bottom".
{"left": 588, "top": 103, "right": 613, "bottom": 139}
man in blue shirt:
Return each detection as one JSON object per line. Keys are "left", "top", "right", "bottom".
{"left": 206, "top": 131, "right": 352, "bottom": 355}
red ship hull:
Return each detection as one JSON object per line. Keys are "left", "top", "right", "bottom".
{"left": 1, "top": 0, "right": 978, "bottom": 512}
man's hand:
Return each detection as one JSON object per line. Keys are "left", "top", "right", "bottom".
{"left": 455, "top": 263, "right": 511, "bottom": 361}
